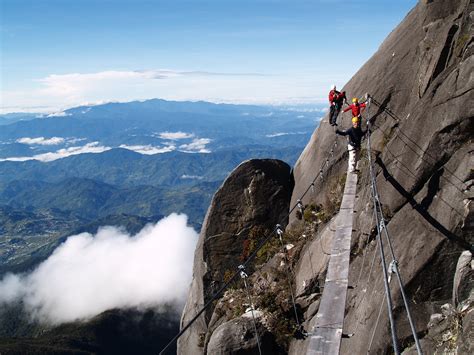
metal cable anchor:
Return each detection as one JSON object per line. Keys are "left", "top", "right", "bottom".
{"left": 276, "top": 224, "right": 284, "bottom": 241}
{"left": 297, "top": 199, "right": 304, "bottom": 215}
{"left": 238, "top": 264, "right": 248, "bottom": 279}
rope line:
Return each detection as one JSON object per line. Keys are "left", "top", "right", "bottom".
{"left": 352, "top": 251, "right": 380, "bottom": 337}
{"left": 277, "top": 225, "right": 302, "bottom": 328}
{"left": 370, "top": 98, "right": 468, "bottom": 194}
{"left": 365, "top": 97, "right": 401, "bottom": 355}
{"left": 366, "top": 95, "right": 423, "bottom": 354}
{"left": 303, "top": 233, "right": 316, "bottom": 281}
{"left": 367, "top": 293, "right": 386, "bottom": 354}
{"left": 352, "top": 151, "right": 377, "bottom": 313}
{"left": 355, "top": 209, "right": 376, "bottom": 288}
{"left": 352, "top": 211, "right": 379, "bottom": 335}
{"left": 372, "top": 175, "right": 423, "bottom": 354}
{"left": 377, "top": 131, "right": 465, "bottom": 218}
{"left": 239, "top": 265, "right": 263, "bottom": 355}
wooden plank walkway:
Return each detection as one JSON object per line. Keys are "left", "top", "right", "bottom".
{"left": 307, "top": 171, "right": 358, "bottom": 355}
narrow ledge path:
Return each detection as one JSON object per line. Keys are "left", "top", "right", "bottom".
{"left": 307, "top": 169, "right": 358, "bottom": 355}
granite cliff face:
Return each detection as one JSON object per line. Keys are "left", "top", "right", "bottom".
{"left": 178, "top": 159, "right": 294, "bottom": 354}
{"left": 179, "top": 0, "right": 473, "bottom": 353}
{"left": 290, "top": 0, "right": 473, "bottom": 353}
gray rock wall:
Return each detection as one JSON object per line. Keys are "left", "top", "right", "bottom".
{"left": 289, "top": 0, "right": 473, "bottom": 353}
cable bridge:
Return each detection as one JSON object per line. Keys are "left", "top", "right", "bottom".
{"left": 160, "top": 95, "right": 428, "bottom": 355}
{"left": 306, "top": 168, "right": 357, "bottom": 354}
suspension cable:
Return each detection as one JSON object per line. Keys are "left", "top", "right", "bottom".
{"left": 368, "top": 95, "right": 423, "bottom": 354}
{"left": 367, "top": 292, "right": 386, "bottom": 354}
{"left": 375, "top": 128, "right": 465, "bottom": 218}
{"left": 276, "top": 224, "right": 302, "bottom": 329}
{"left": 302, "top": 233, "right": 316, "bottom": 281}
{"left": 355, "top": 212, "right": 376, "bottom": 288}
{"left": 365, "top": 97, "right": 400, "bottom": 354}
{"left": 354, "top": 159, "right": 377, "bottom": 288}
{"left": 352, "top": 246, "right": 380, "bottom": 336}
{"left": 239, "top": 265, "right": 262, "bottom": 355}
{"left": 370, "top": 158, "right": 423, "bottom": 354}
{"left": 370, "top": 98, "right": 467, "bottom": 194}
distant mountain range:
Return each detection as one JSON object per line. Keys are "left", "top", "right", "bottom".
{"left": 0, "top": 99, "right": 321, "bottom": 160}
{"left": 0, "top": 98, "right": 322, "bottom": 277}
{"left": 0, "top": 145, "right": 302, "bottom": 188}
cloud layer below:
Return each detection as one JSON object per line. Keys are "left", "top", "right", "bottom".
{"left": 0, "top": 142, "right": 111, "bottom": 162}
{"left": 156, "top": 131, "right": 195, "bottom": 140}
{"left": 119, "top": 144, "right": 176, "bottom": 155}
{"left": 16, "top": 137, "right": 65, "bottom": 145}
{"left": 1, "top": 135, "right": 212, "bottom": 162}
{"left": 0, "top": 213, "right": 198, "bottom": 324}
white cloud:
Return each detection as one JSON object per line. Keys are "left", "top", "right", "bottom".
{"left": 156, "top": 131, "right": 194, "bottom": 140}
{"left": 0, "top": 142, "right": 111, "bottom": 162}
{"left": 0, "top": 69, "right": 343, "bottom": 114}
{"left": 119, "top": 144, "right": 176, "bottom": 155}
{"left": 17, "top": 137, "right": 65, "bottom": 145}
{"left": 265, "top": 131, "right": 311, "bottom": 138}
{"left": 266, "top": 132, "right": 288, "bottom": 138}
{"left": 181, "top": 174, "right": 204, "bottom": 180}
{"left": 46, "top": 111, "right": 71, "bottom": 117}
{"left": 1, "top": 138, "right": 209, "bottom": 162}
{"left": 0, "top": 214, "right": 198, "bottom": 324}
{"left": 179, "top": 138, "right": 212, "bottom": 153}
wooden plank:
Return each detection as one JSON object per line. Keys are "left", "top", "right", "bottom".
{"left": 307, "top": 327, "right": 343, "bottom": 355}
{"left": 307, "top": 172, "right": 358, "bottom": 355}
{"left": 314, "top": 280, "right": 348, "bottom": 326}
{"left": 325, "top": 253, "right": 351, "bottom": 281}
{"left": 339, "top": 194, "right": 356, "bottom": 210}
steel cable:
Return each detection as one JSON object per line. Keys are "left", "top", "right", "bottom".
{"left": 159, "top": 115, "right": 343, "bottom": 354}
{"left": 239, "top": 265, "right": 263, "bottom": 355}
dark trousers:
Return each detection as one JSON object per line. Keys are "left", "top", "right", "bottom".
{"left": 329, "top": 103, "right": 342, "bottom": 125}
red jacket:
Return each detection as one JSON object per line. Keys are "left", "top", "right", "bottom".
{"left": 343, "top": 102, "right": 366, "bottom": 116}
{"left": 328, "top": 90, "right": 346, "bottom": 104}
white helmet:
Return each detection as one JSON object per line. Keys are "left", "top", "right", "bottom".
{"left": 331, "top": 84, "right": 336, "bottom": 91}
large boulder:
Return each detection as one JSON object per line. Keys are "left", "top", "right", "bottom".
{"left": 178, "top": 159, "right": 293, "bottom": 354}
{"left": 206, "top": 314, "right": 281, "bottom": 355}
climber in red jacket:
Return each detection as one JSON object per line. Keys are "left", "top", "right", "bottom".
{"left": 328, "top": 85, "right": 347, "bottom": 126}
{"left": 342, "top": 97, "right": 366, "bottom": 124}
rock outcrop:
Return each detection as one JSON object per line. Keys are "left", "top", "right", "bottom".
{"left": 178, "top": 159, "right": 293, "bottom": 354}
{"left": 180, "top": 0, "right": 473, "bottom": 353}
{"left": 289, "top": 0, "right": 473, "bottom": 353}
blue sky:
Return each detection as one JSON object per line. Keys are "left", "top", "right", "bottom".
{"left": 1, "top": 0, "right": 417, "bottom": 113}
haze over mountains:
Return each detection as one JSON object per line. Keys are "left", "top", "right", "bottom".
{"left": 0, "top": 98, "right": 322, "bottom": 276}
{"left": 0, "top": 99, "right": 321, "bottom": 160}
